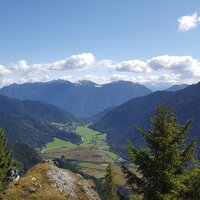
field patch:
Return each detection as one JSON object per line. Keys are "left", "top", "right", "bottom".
{"left": 43, "top": 146, "right": 113, "bottom": 163}
{"left": 75, "top": 126, "right": 109, "bottom": 149}
{"left": 45, "top": 138, "right": 76, "bottom": 149}
{"left": 44, "top": 125, "right": 118, "bottom": 162}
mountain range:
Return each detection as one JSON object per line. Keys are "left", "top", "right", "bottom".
{"left": 0, "top": 94, "right": 80, "bottom": 147}
{"left": 92, "top": 82, "right": 200, "bottom": 156}
{"left": 0, "top": 80, "right": 152, "bottom": 117}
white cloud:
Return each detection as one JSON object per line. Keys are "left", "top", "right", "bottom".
{"left": 0, "top": 65, "right": 11, "bottom": 77}
{"left": 178, "top": 12, "right": 200, "bottom": 31}
{"left": 0, "top": 78, "right": 14, "bottom": 88}
{"left": 33, "top": 52, "right": 95, "bottom": 71}
{"left": 12, "top": 60, "right": 30, "bottom": 72}
{"left": 41, "top": 75, "right": 51, "bottom": 82}
{"left": 98, "top": 59, "right": 151, "bottom": 73}
{"left": 147, "top": 55, "right": 200, "bottom": 78}
{"left": 61, "top": 75, "right": 76, "bottom": 83}
{"left": 1, "top": 53, "right": 200, "bottom": 88}
{"left": 11, "top": 53, "right": 95, "bottom": 75}
{"left": 99, "top": 55, "right": 200, "bottom": 81}
{"left": 98, "top": 59, "right": 113, "bottom": 69}
{"left": 115, "top": 60, "right": 151, "bottom": 73}
{"left": 111, "top": 74, "right": 128, "bottom": 80}
{"left": 110, "top": 73, "right": 179, "bottom": 84}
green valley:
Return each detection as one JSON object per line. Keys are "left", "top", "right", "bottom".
{"left": 41, "top": 124, "right": 125, "bottom": 187}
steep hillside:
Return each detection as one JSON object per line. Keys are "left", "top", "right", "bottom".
{"left": 0, "top": 80, "right": 152, "bottom": 117}
{"left": 0, "top": 95, "right": 76, "bottom": 123}
{"left": 92, "top": 82, "right": 200, "bottom": 155}
{"left": 165, "top": 84, "right": 188, "bottom": 92}
{"left": 11, "top": 143, "right": 42, "bottom": 174}
{"left": 1, "top": 162, "right": 100, "bottom": 200}
{"left": 0, "top": 95, "right": 80, "bottom": 147}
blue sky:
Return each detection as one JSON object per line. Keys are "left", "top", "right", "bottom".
{"left": 0, "top": 0, "right": 200, "bottom": 89}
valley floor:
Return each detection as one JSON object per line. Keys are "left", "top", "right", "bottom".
{"left": 41, "top": 123, "right": 130, "bottom": 191}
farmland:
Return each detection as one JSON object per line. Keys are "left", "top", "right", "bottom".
{"left": 45, "top": 138, "right": 76, "bottom": 149}
{"left": 41, "top": 123, "right": 126, "bottom": 185}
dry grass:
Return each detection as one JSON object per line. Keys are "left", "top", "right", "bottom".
{"left": 1, "top": 163, "right": 100, "bottom": 200}
{"left": 43, "top": 146, "right": 113, "bottom": 163}
{"left": 1, "top": 163, "right": 67, "bottom": 200}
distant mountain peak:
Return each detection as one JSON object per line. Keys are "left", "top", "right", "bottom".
{"left": 110, "top": 80, "right": 136, "bottom": 85}
{"left": 0, "top": 79, "right": 152, "bottom": 117}
{"left": 76, "top": 80, "right": 97, "bottom": 86}
{"left": 165, "top": 84, "right": 188, "bottom": 92}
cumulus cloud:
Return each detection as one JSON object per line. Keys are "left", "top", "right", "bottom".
{"left": 13, "top": 60, "right": 30, "bottom": 72}
{"left": 147, "top": 55, "right": 200, "bottom": 78}
{"left": 178, "top": 12, "right": 200, "bottom": 31}
{"left": 0, "top": 65, "right": 11, "bottom": 77}
{"left": 115, "top": 60, "right": 151, "bottom": 73}
{"left": 98, "top": 59, "right": 151, "bottom": 73}
{"left": 0, "top": 78, "right": 14, "bottom": 88}
{"left": 41, "top": 75, "right": 51, "bottom": 82}
{"left": 1, "top": 53, "right": 200, "bottom": 88}
{"left": 98, "top": 55, "right": 200, "bottom": 81}
{"left": 110, "top": 73, "right": 179, "bottom": 84}
{"left": 11, "top": 53, "right": 95, "bottom": 75}
{"left": 33, "top": 53, "right": 95, "bottom": 71}
{"left": 98, "top": 59, "right": 113, "bottom": 69}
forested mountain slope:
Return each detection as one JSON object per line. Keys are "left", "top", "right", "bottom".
{"left": 92, "top": 82, "right": 200, "bottom": 156}
{"left": 0, "top": 95, "right": 80, "bottom": 147}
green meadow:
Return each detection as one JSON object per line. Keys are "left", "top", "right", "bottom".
{"left": 75, "top": 125, "right": 109, "bottom": 149}
{"left": 45, "top": 124, "right": 117, "bottom": 158}
{"left": 45, "top": 138, "right": 76, "bottom": 149}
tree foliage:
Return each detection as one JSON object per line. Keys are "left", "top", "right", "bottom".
{"left": 122, "top": 105, "right": 197, "bottom": 199}
{"left": 0, "top": 128, "right": 12, "bottom": 191}
{"left": 181, "top": 166, "right": 200, "bottom": 199}
{"left": 104, "top": 164, "right": 119, "bottom": 200}
{"left": 11, "top": 143, "right": 42, "bottom": 174}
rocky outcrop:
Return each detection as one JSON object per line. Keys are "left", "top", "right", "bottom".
{"left": 47, "top": 164, "right": 100, "bottom": 200}
{"left": 6, "top": 169, "right": 20, "bottom": 183}
{"left": 1, "top": 163, "right": 100, "bottom": 200}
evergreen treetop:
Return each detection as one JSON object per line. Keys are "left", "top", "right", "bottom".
{"left": 122, "top": 105, "right": 196, "bottom": 199}
{"left": 0, "top": 128, "right": 12, "bottom": 191}
{"left": 104, "top": 164, "right": 119, "bottom": 200}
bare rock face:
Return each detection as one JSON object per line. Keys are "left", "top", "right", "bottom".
{"left": 47, "top": 165, "right": 100, "bottom": 200}
{"left": 42, "top": 159, "right": 59, "bottom": 167}
{"left": 47, "top": 166, "right": 77, "bottom": 199}
{"left": 1, "top": 163, "right": 100, "bottom": 200}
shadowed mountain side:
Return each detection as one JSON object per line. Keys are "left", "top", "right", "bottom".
{"left": 92, "top": 82, "right": 200, "bottom": 156}
{"left": 0, "top": 94, "right": 76, "bottom": 123}
{"left": 0, "top": 95, "right": 80, "bottom": 147}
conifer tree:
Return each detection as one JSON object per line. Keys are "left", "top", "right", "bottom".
{"left": 122, "top": 105, "right": 196, "bottom": 199}
{"left": 0, "top": 128, "right": 12, "bottom": 191}
{"left": 182, "top": 166, "right": 200, "bottom": 199}
{"left": 104, "top": 164, "right": 119, "bottom": 200}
